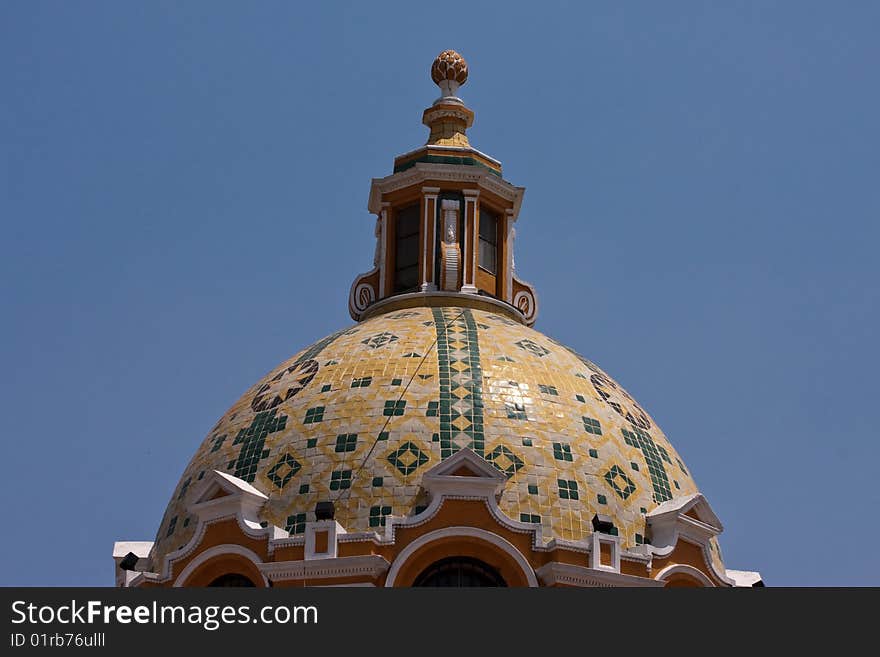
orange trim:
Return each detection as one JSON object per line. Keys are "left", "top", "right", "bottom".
{"left": 663, "top": 575, "right": 705, "bottom": 588}
{"left": 390, "top": 536, "right": 531, "bottom": 587}
{"left": 651, "top": 539, "right": 723, "bottom": 585}
{"left": 141, "top": 499, "right": 660, "bottom": 588}
{"left": 313, "top": 531, "right": 329, "bottom": 555}
{"left": 180, "top": 554, "right": 265, "bottom": 587}
{"left": 599, "top": 542, "right": 613, "bottom": 567}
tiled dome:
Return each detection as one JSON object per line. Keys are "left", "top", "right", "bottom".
{"left": 152, "top": 304, "right": 715, "bottom": 570}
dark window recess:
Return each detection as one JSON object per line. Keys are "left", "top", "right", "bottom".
{"left": 413, "top": 557, "right": 507, "bottom": 587}
{"left": 394, "top": 204, "right": 420, "bottom": 293}
{"left": 207, "top": 573, "right": 255, "bottom": 587}
{"left": 478, "top": 209, "right": 498, "bottom": 275}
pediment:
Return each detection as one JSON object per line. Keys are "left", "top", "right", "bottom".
{"left": 423, "top": 448, "right": 507, "bottom": 481}
{"left": 191, "top": 470, "right": 268, "bottom": 506}
{"left": 646, "top": 493, "right": 722, "bottom": 532}
{"left": 419, "top": 448, "right": 508, "bottom": 501}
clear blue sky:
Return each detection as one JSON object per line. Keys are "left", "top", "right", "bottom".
{"left": 2, "top": 2, "right": 877, "bottom": 586}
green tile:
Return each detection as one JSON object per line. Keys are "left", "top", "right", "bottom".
{"left": 552, "top": 442, "right": 573, "bottom": 462}
{"left": 383, "top": 400, "right": 407, "bottom": 416}
{"left": 334, "top": 433, "right": 358, "bottom": 453}
{"left": 329, "top": 469, "right": 352, "bottom": 490}
{"left": 369, "top": 505, "right": 392, "bottom": 527}
{"left": 303, "top": 406, "right": 325, "bottom": 424}
{"left": 582, "top": 416, "right": 602, "bottom": 436}
{"left": 285, "top": 513, "right": 306, "bottom": 534}
{"left": 558, "top": 478, "right": 579, "bottom": 500}
{"left": 387, "top": 441, "right": 428, "bottom": 475}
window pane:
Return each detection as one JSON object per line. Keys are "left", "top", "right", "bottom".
{"left": 394, "top": 204, "right": 421, "bottom": 293}
{"left": 396, "top": 234, "right": 419, "bottom": 268}
{"left": 479, "top": 210, "right": 497, "bottom": 244}
{"left": 479, "top": 238, "right": 496, "bottom": 274}
{"left": 478, "top": 209, "right": 498, "bottom": 275}
{"left": 395, "top": 264, "right": 419, "bottom": 291}
{"left": 397, "top": 205, "right": 420, "bottom": 237}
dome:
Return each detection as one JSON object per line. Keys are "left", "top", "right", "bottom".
{"left": 152, "top": 302, "right": 719, "bottom": 571}
{"left": 116, "top": 49, "right": 759, "bottom": 589}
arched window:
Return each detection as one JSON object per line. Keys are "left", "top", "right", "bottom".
{"left": 413, "top": 557, "right": 507, "bottom": 587}
{"left": 207, "top": 573, "right": 256, "bottom": 587}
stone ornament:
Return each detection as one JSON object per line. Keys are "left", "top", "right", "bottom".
{"left": 431, "top": 50, "right": 468, "bottom": 98}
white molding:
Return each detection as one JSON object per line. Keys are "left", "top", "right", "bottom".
{"left": 112, "top": 542, "right": 154, "bottom": 587}
{"left": 304, "top": 520, "right": 346, "bottom": 560}
{"left": 260, "top": 555, "right": 389, "bottom": 583}
{"left": 378, "top": 204, "right": 389, "bottom": 298}
{"left": 349, "top": 275, "right": 378, "bottom": 318}
{"left": 421, "top": 188, "right": 439, "bottom": 290}
{"left": 420, "top": 447, "right": 506, "bottom": 499}
{"left": 645, "top": 493, "right": 734, "bottom": 586}
{"left": 112, "top": 541, "right": 153, "bottom": 559}
{"left": 383, "top": 449, "right": 544, "bottom": 549}
{"left": 359, "top": 291, "right": 526, "bottom": 324}
{"left": 369, "top": 164, "right": 524, "bottom": 216}
{"left": 535, "top": 562, "right": 663, "bottom": 588}
{"left": 725, "top": 569, "right": 764, "bottom": 587}
{"left": 463, "top": 192, "right": 478, "bottom": 290}
{"left": 140, "top": 472, "right": 284, "bottom": 585}
{"left": 504, "top": 211, "right": 514, "bottom": 304}
{"left": 384, "top": 527, "right": 538, "bottom": 587}
{"left": 590, "top": 532, "right": 622, "bottom": 572}
{"left": 173, "top": 544, "right": 269, "bottom": 587}
{"left": 654, "top": 563, "right": 715, "bottom": 587}
{"left": 511, "top": 275, "right": 538, "bottom": 326}
{"left": 646, "top": 493, "right": 723, "bottom": 530}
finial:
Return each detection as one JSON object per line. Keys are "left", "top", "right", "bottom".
{"left": 431, "top": 50, "right": 468, "bottom": 101}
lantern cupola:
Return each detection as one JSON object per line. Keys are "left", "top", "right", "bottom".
{"left": 349, "top": 50, "right": 539, "bottom": 325}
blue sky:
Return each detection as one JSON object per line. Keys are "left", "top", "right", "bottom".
{"left": 2, "top": 2, "right": 878, "bottom": 586}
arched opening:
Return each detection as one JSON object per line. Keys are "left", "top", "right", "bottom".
{"left": 207, "top": 573, "right": 256, "bottom": 587}
{"left": 655, "top": 564, "right": 715, "bottom": 588}
{"left": 174, "top": 546, "right": 267, "bottom": 587}
{"left": 413, "top": 556, "right": 507, "bottom": 587}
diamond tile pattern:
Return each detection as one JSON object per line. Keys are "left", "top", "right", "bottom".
{"left": 154, "top": 305, "right": 705, "bottom": 569}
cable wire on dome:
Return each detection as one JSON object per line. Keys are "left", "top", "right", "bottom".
{"left": 333, "top": 309, "right": 467, "bottom": 505}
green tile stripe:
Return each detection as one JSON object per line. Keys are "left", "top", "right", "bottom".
{"left": 393, "top": 154, "right": 502, "bottom": 176}
{"left": 622, "top": 427, "right": 673, "bottom": 503}
{"left": 432, "top": 308, "right": 485, "bottom": 459}
{"left": 229, "top": 328, "right": 348, "bottom": 484}
{"left": 227, "top": 410, "right": 287, "bottom": 483}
